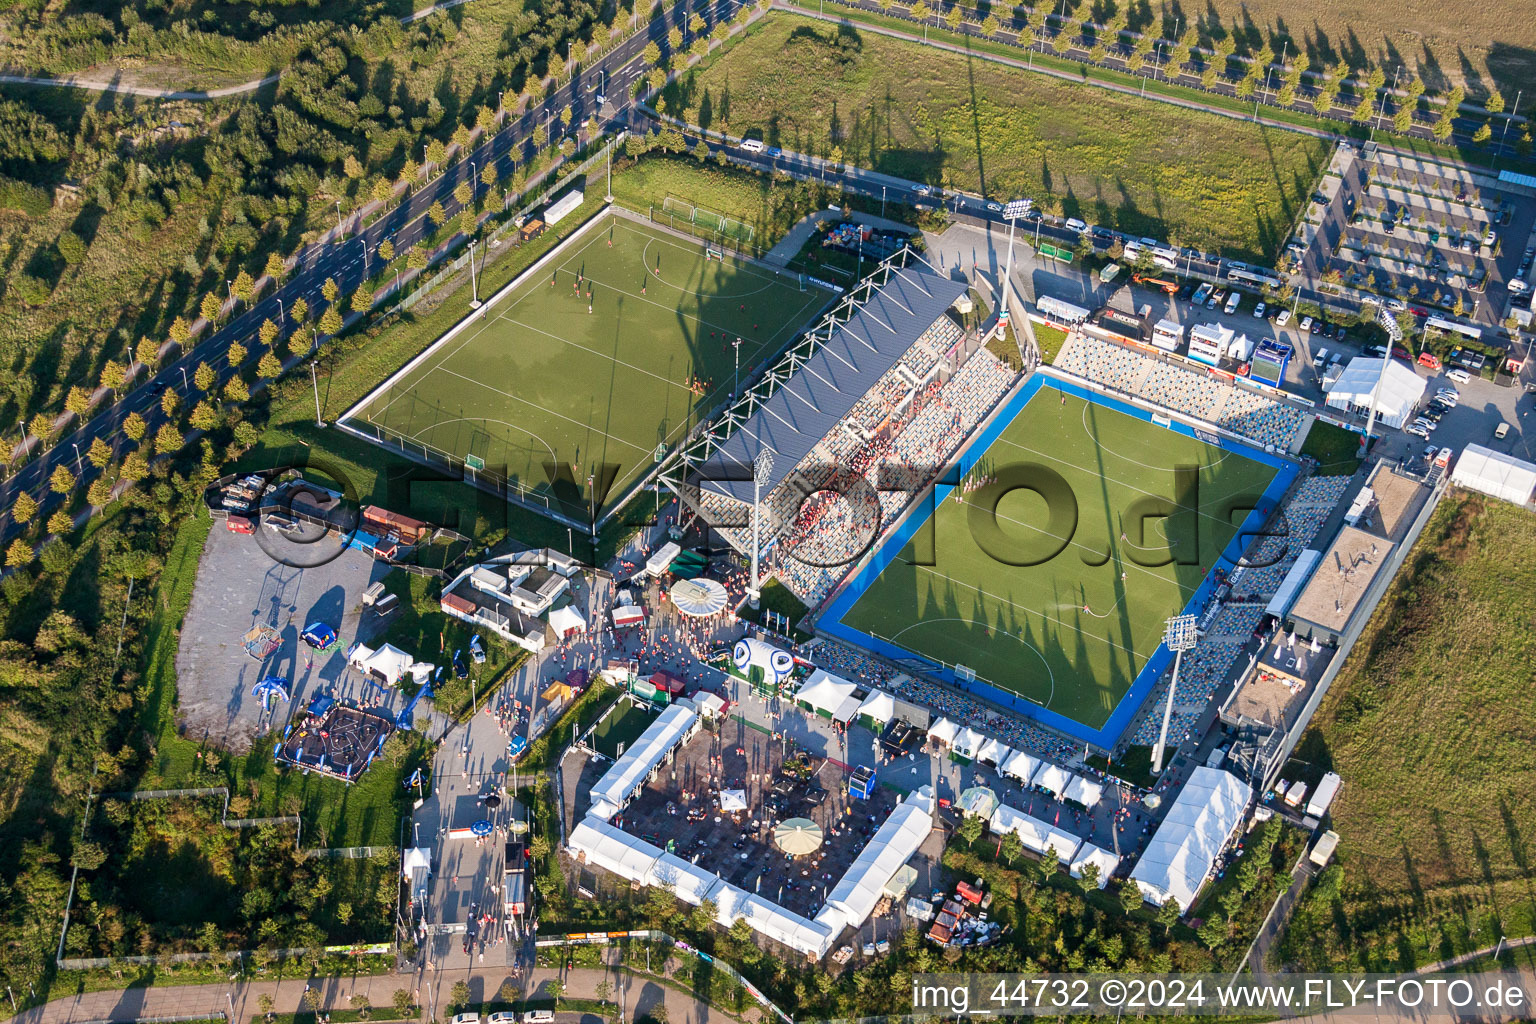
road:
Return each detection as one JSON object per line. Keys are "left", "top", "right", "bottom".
{"left": 3, "top": 963, "right": 731, "bottom": 1024}
{"left": 0, "top": 0, "right": 750, "bottom": 548}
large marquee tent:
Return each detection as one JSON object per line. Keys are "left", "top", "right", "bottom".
{"left": 1129, "top": 766, "right": 1252, "bottom": 911}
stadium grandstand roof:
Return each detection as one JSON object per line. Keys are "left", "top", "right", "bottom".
{"left": 691, "top": 261, "right": 968, "bottom": 503}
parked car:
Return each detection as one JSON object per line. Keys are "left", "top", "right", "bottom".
{"left": 1207, "top": 289, "right": 1223, "bottom": 310}
{"left": 1065, "top": 217, "right": 1088, "bottom": 232}
{"left": 488, "top": 1013, "right": 518, "bottom": 1024}
{"left": 523, "top": 1013, "right": 555, "bottom": 1024}
{"left": 226, "top": 515, "right": 255, "bottom": 535}
{"left": 1385, "top": 297, "right": 1407, "bottom": 312}
{"left": 1495, "top": 422, "right": 1511, "bottom": 439}
{"left": 985, "top": 201, "right": 1003, "bottom": 213}
{"left": 1312, "top": 347, "right": 1329, "bottom": 368}
{"left": 1405, "top": 423, "right": 1431, "bottom": 438}
{"left": 1445, "top": 368, "right": 1472, "bottom": 384}
{"left": 1253, "top": 301, "right": 1267, "bottom": 319}
{"left": 912, "top": 184, "right": 932, "bottom": 196}
{"left": 1276, "top": 308, "right": 1292, "bottom": 326}
{"left": 1300, "top": 316, "right": 1314, "bottom": 333}
{"left": 452, "top": 1014, "right": 481, "bottom": 1024}
{"left": 1224, "top": 291, "right": 1241, "bottom": 315}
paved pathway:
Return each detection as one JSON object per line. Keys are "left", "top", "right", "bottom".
{"left": 7, "top": 963, "right": 731, "bottom": 1024}
{"left": 0, "top": 71, "right": 280, "bottom": 99}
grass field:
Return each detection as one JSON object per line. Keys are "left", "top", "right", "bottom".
{"left": 590, "top": 697, "right": 658, "bottom": 759}
{"left": 1298, "top": 418, "right": 1365, "bottom": 476}
{"left": 1277, "top": 493, "right": 1536, "bottom": 971}
{"left": 833, "top": 387, "right": 1279, "bottom": 731}
{"left": 345, "top": 211, "right": 831, "bottom": 513}
{"left": 674, "top": 14, "right": 1331, "bottom": 261}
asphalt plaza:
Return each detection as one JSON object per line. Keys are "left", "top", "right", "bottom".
{"left": 346, "top": 210, "right": 833, "bottom": 514}
{"left": 822, "top": 377, "right": 1294, "bottom": 746}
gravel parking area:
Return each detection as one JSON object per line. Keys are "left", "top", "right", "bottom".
{"left": 174, "top": 522, "right": 394, "bottom": 751}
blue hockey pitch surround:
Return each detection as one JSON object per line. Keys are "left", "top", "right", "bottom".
{"left": 818, "top": 371, "right": 1300, "bottom": 751}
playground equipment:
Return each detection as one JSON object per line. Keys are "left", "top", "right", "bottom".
{"left": 301, "top": 622, "right": 339, "bottom": 651}
{"left": 242, "top": 624, "right": 281, "bottom": 659}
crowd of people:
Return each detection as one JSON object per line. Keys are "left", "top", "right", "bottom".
{"left": 1056, "top": 335, "right": 1306, "bottom": 449}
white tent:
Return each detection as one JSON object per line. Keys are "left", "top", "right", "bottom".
{"left": 735, "top": 892, "right": 836, "bottom": 957}
{"left": 588, "top": 799, "right": 620, "bottom": 822}
{"left": 645, "top": 852, "right": 725, "bottom": 905}
{"left": 569, "top": 816, "right": 661, "bottom": 882}
{"left": 1033, "top": 762, "right": 1072, "bottom": 796}
{"left": 1063, "top": 774, "right": 1105, "bottom": 808}
{"left": 823, "top": 788, "right": 934, "bottom": 930}
{"left": 1265, "top": 549, "right": 1323, "bottom": 619}
{"left": 795, "top": 669, "right": 858, "bottom": 718}
{"left": 669, "top": 577, "right": 728, "bottom": 617}
{"left": 928, "top": 718, "right": 959, "bottom": 747}
{"left": 401, "top": 846, "right": 431, "bottom": 879}
{"left": 588, "top": 702, "right": 699, "bottom": 810}
{"left": 1450, "top": 444, "right": 1536, "bottom": 505}
{"left": 975, "top": 737, "right": 1011, "bottom": 766}
{"left": 1323, "top": 357, "right": 1426, "bottom": 429}
{"left": 987, "top": 803, "right": 1035, "bottom": 838}
{"left": 832, "top": 693, "right": 864, "bottom": 724}
{"left": 548, "top": 604, "right": 587, "bottom": 638}
{"left": 1130, "top": 766, "right": 1253, "bottom": 911}
{"left": 953, "top": 727, "right": 984, "bottom": 759}
{"left": 857, "top": 689, "right": 896, "bottom": 725}
{"left": 719, "top": 789, "right": 748, "bottom": 812}
{"left": 348, "top": 642, "right": 416, "bottom": 684}
{"left": 1070, "top": 844, "right": 1120, "bottom": 887}
{"left": 1000, "top": 749, "right": 1041, "bottom": 784}
{"left": 1043, "top": 827, "right": 1082, "bottom": 865}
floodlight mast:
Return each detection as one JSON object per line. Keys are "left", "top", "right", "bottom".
{"left": 1365, "top": 306, "right": 1404, "bottom": 439}
{"left": 1151, "top": 614, "right": 1199, "bottom": 775}
{"left": 747, "top": 448, "right": 775, "bottom": 608}
{"left": 999, "top": 199, "right": 1033, "bottom": 329}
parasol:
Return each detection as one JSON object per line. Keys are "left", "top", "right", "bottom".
{"left": 773, "top": 817, "right": 824, "bottom": 856}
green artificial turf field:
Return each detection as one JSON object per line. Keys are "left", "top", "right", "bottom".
{"left": 346, "top": 212, "right": 831, "bottom": 512}
{"left": 839, "top": 389, "right": 1278, "bottom": 728}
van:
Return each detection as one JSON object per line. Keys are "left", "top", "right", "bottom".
{"left": 739, "top": 138, "right": 765, "bottom": 153}
{"left": 522, "top": 1012, "right": 555, "bottom": 1024}
{"left": 1065, "top": 217, "right": 1088, "bottom": 233}
{"left": 1223, "top": 292, "right": 1240, "bottom": 315}
{"left": 1495, "top": 422, "right": 1511, "bottom": 439}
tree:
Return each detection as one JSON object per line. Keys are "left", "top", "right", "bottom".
{"left": 455, "top": 181, "right": 473, "bottom": 206}
{"left": 322, "top": 277, "right": 339, "bottom": 302}
{"left": 910, "top": 0, "right": 930, "bottom": 19}
{"left": 426, "top": 138, "right": 447, "bottom": 166}
{"left": 392, "top": 991, "right": 413, "bottom": 1017}
{"left": 65, "top": 386, "right": 91, "bottom": 416}
{"left": 189, "top": 401, "right": 218, "bottom": 431}
{"left": 1093, "top": 42, "right": 1109, "bottom": 65}
{"left": 87, "top": 474, "right": 113, "bottom": 507}
{"left": 86, "top": 437, "right": 111, "bottom": 468}
{"left": 1200, "top": 65, "right": 1218, "bottom": 89}
{"left": 378, "top": 239, "right": 395, "bottom": 263}
{"left": 1485, "top": 90, "right": 1505, "bottom": 114}
{"left": 155, "top": 423, "right": 183, "bottom": 454}
{"left": 231, "top": 269, "right": 254, "bottom": 302}
{"left": 406, "top": 246, "right": 428, "bottom": 270}
{"left": 264, "top": 252, "right": 287, "bottom": 280}
{"left": 169, "top": 316, "right": 192, "bottom": 346}
{"left": 480, "top": 162, "right": 498, "bottom": 188}
{"left": 945, "top": 4, "right": 963, "bottom": 30}
{"left": 1000, "top": 831, "right": 1023, "bottom": 865}
{"left": 47, "top": 508, "right": 73, "bottom": 535}
{"left": 223, "top": 377, "right": 250, "bottom": 403}
{"left": 643, "top": 41, "right": 661, "bottom": 66}
{"left": 693, "top": 139, "right": 711, "bottom": 162}
{"left": 121, "top": 452, "right": 148, "bottom": 481}
{"left": 453, "top": 124, "right": 473, "bottom": 152}
{"left": 161, "top": 388, "right": 179, "bottom": 417}
{"left": 1473, "top": 122, "right": 1492, "bottom": 144}
{"left": 100, "top": 360, "right": 128, "bottom": 395}
{"left": 981, "top": 13, "right": 999, "bottom": 34}
{"left": 1394, "top": 105, "right": 1414, "bottom": 133}
{"left": 1433, "top": 113, "right": 1455, "bottom": 141}
{"left": 123, "top": 412, "right": 146, "bottom": 442}
{"left": 136, "top": 336, "right": 161, "bottom": 367}
{"left": 533, "top": 123, "right": 549, "bottom": 149}
{"left": 28, "top": 412, "right": 52, "bottom": 442}
{"left": 459, "top": 208, "right": 479, "bottom": 235}
{"left": 343, "top": 153, "right": 365, "bottom": 179}
{"left": 291, "top": 297, "right": 309, "bottom": 323}
{"left": 372, "top": 176, "right": 393, "bottom": 203}
{"left": 194, "top": 362, "right": 216, "bottom": 391}
{"left": 1119, "top": 879, "right": 1143, "bottom": 914}
{"left": 259, "top": 319, "right": 279, "bottom": 347}
{"left": 547, "top": 50, "right": 567, "bottom": 81}
{"left": 428, "top": 200, "right": 447, "bottom": 227}
{"left": 257, "top": 352, "right": 283, "bottom": 380}
{"left": 200, "top": 291, "right": 222, "bottom": 323}
{"left": 668, "top": 26, "right": 683, "bottom": 49}
{"left": 6, "top": 538, "right": 32, "bottom": 568}
{"left": 956, "top": 813, "right": 984, "bottom": 847}
{"left": 11, "top": 492, "right": 38, "bottom": 523}
{"left": 227, "top": 341, "right": 247, "bottom": 367}
{"left": 1077, "top": 861, "right": 1101, "bottom": 893}
{"left": 1197, "top": 912, "right": 1227, "bottom": 949}
{"left": 1278, "top": 82, "right": 1296, "bottom": 107}
{"left": 50, "top": 465, "right": 75, "bottom": 494}
{"left": 351, "top": 286, "right": 373, "bottom": 315}
{"left": 1156, "top": 897, "right": 1181, "bottom": 934}
{"left": 319, "top": 307, "right": 344, "bottom": 336}
{"left": 689, "top": 11, "right": 705, "bottom": 32}
{"left": 449, "top": 982, "right": 471, "bottom": 1011}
